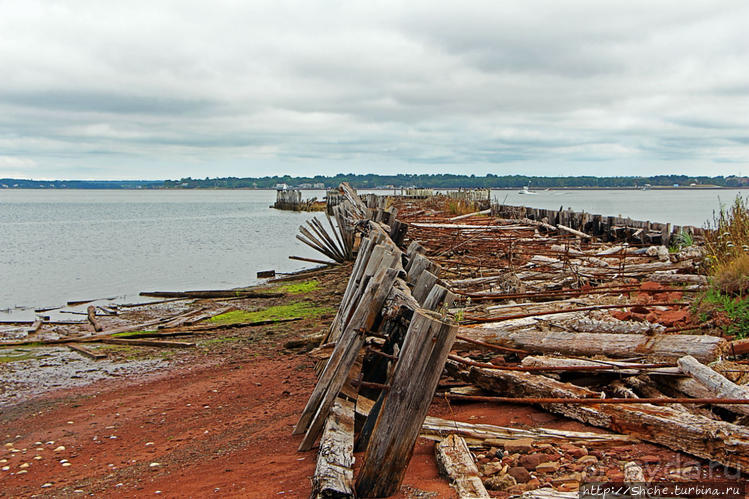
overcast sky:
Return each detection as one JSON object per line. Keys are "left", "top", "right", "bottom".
{"left": 0, "top": 1, "right": 747, "bottom": 180}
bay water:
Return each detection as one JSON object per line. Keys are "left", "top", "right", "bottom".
{"left": 0, "top": 188, "right": 744, "bottom": 320}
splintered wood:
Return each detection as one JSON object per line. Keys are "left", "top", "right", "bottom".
{"left": 295, "top": 183, "right": 749, "bottom": 498}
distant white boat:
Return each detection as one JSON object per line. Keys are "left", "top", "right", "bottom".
{"left": 518, "top": 185, "right": 537, "bottom": 195}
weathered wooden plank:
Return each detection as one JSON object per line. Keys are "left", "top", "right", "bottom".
{"left": 448, "top": 362, "right": 749, "bottom": 472}
{"left": 311, "top": 398, "right": 355, "bottom": 499}
{"left": 296, "top": 267, "right": 399, "bottom": 450}
{"left": 460, "top": 327, "right": 728, "bottom": 363}
{"left": 435, "top": 434, "right": 489, "bottom": 498}
{"left": 356, "top": 311, "right": 458, "bottom": 497}
{"left": 677, "top": 355, "right": 749, "bottom": 416}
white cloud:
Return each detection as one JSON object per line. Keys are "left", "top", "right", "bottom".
{"left": 0, "top": 0, "right": 747, "bottom": 179}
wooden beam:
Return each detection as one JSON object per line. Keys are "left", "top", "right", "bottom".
{"left": 311, "top": 398, "right": 355, "bottom": 499}
{"left": 356, "top": 311, "right": 458, "bottom": 497}
{"left": 435, "top": 434, "right": 489, "bottom": 498}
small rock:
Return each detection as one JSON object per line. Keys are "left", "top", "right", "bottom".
{"left": 33, "top": 456, "right": 42, "bottom": 461}
{"left": 577, "top": 455, "right": 598, "bottom": 466}
{"left": 507, "top": 466, "right": 531, "bottom": 483}
{"left": 526, "top": 478, "right": 541, "bottom": 489}
{"left": 149, "top": 462, "right": 161, "bottom": 468}
{"left": 0, "top": 459, "right": 6, "bottom": 464}
{"left": 4, "top": 443, "right": 13, "bottom": 448}
{"left": 17, "top": 469, "right": 27, "bottom": 474}
{"left": 62, "top": 462, "right": 72, "bottom": 467}
{"left": 560, "top": 444, "right": 587, "bottom": 459}
{"left": 535, "top": 461, "right": 560, "bottom": 474}
{"left": 481, "top": 461, "right": 504, "bottom": 475}
{"left": 53, "top": 446, "right": 65, "bottom": 452}
{"left": 503, "top": 438, "right": 534, "bottom": 454}
{"left": 19, "top": 463, "right": 30, "bottom": 469}
{"left": 638, "top": 454, "right": 660, "bottom": 464}
{"left": 145, "top": 442, "right": 155, "bottom": 446}
{"left": 2, "top": 466, "right": 9, "bottom": 471}
{"left": 518, "top": 454, "right": 546, "bottom": 469}
{"left": 483, "top": 473, "right": 517, "bottom": 491}
{"left": 607, "top": 470, "right": 624, "bottom": 481}
{"left": 41, "top": 483, "right": 52, "bottom": 488}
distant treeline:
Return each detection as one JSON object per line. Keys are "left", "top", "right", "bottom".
{"left": 164, "top": 174, "right": 748, "bottom": 189}
{"left": 0, "top": 179, "right": 162, "bottom": 189}
{"left": 2, "top": 174, "right": 748, "bottom": 190}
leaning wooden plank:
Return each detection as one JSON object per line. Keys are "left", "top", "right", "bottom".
{"left": 677, "top": 355, "right": 749, "bottom": 416}
{"left": 67, "top": 343, "right": 107, "bottom": 360}
{"left": 435, "top": 434, "right": 489, "bottom": 499}
{"left": 311, "top": 397, "right": 355, "bottom": 499}
{"left": 294, "top": 267, "right": 398, "bottom": 447}
{"left": 459, "top": 327, "right": 728, "bottom": 363}
{"left": 448, "top": 362, "right": 749, "bottom": 472}
{"left": 356, "top": 311, "right": 458, "bottom": 497}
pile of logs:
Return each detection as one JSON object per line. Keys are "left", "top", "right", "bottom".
{"left": 296, "top": 183, "right": 749, "bottom": 498}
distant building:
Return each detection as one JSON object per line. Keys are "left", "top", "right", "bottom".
{"left": 313, "top": 182, "right": 325, "bottom": 189}
{"left": 275, "top": 183, "right": 289, "bottom": 190}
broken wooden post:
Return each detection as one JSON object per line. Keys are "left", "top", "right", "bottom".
{"left": 435, "top": 434, "right": 489, "bottom": 498}
{"left": 295, "top": 267, "right": 399, "bottom": 451}
{"left": 87, "top": 305, "right": 102, "bottom": 332}
{"left": 311, "top": 397, "right": 355, "bottom": 499}
{"left": 356, "top": 311, "right": 458, "bottom": 497}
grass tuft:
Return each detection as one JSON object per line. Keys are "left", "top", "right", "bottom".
{"left": 273, "top": 280, "right": 320, "bottom": 295}
{"left": 206, "top": 302, "right": 334, "bottom": 325}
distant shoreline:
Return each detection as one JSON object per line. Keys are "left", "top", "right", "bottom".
{"left": 2, "top": 186, "right": 747, "bottom": 191}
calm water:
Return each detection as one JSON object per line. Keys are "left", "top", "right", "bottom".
{"left": 489, "top": 188, "right": 745, "bottom": 227}
{"left": 0, "top": 189, "right": 328, "bottom": 319}
{"left": 0, "top": 188, "right": 744, "bottom": 319}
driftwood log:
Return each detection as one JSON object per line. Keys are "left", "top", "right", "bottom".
{"left": 677, "top": 355, "right": 749, "bottom": 416}
{"left": 311, "top": 398, "right": 355, "bottom": 499}
{"left": 460, "top": 327, "right": 727, "bottom": 363}
{"left": 435, "top": 434, "right": 489, "bottom": 498}
{"left": 447, "top": 361, "right": 749, "bottom": 472}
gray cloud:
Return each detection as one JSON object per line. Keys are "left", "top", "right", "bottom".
{"left": 0, "top": 0, "right": 747, "bottom": 179}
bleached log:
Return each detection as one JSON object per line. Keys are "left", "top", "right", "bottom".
{"left": 447, "top": 361, "right": 749, "bottom": 472}
{"left": 568, "top": 317, "right": 666, "bottom": 335}
{"left": 311, "top": 398, "right": 355, "bottom": 499}
{"left": 435, "top": 434, "right": 489, "bottom": 498}
{"left": 557, "top": 223, "right": 592, "bottom": 239}
{"left": 677, "top": 355, "right": 749, "bottom": 416}
{"left": 460, "top": 327, "right": 728, "bottom": 363}
{"left": 650, "top": 272, "right": 707, "bottom": 285}
{"left": 520, "top": 356, "right": 681, "bottom": 376}
{"left": 448, "top": 209, "right": 491, "bottom": 221}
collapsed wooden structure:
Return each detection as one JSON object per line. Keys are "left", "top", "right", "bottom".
{"left": 295, "top": 183, "right": 749, "bottom": 498}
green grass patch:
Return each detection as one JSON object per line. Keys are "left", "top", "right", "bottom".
{"left": 205, "top": 302, "right": 334, "bottom": 326}
{"left": 696, "top": 288, "right": 749, "bottom": 339}
{"left": 273, "top": 279, "right": 320, "bottom": 295}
